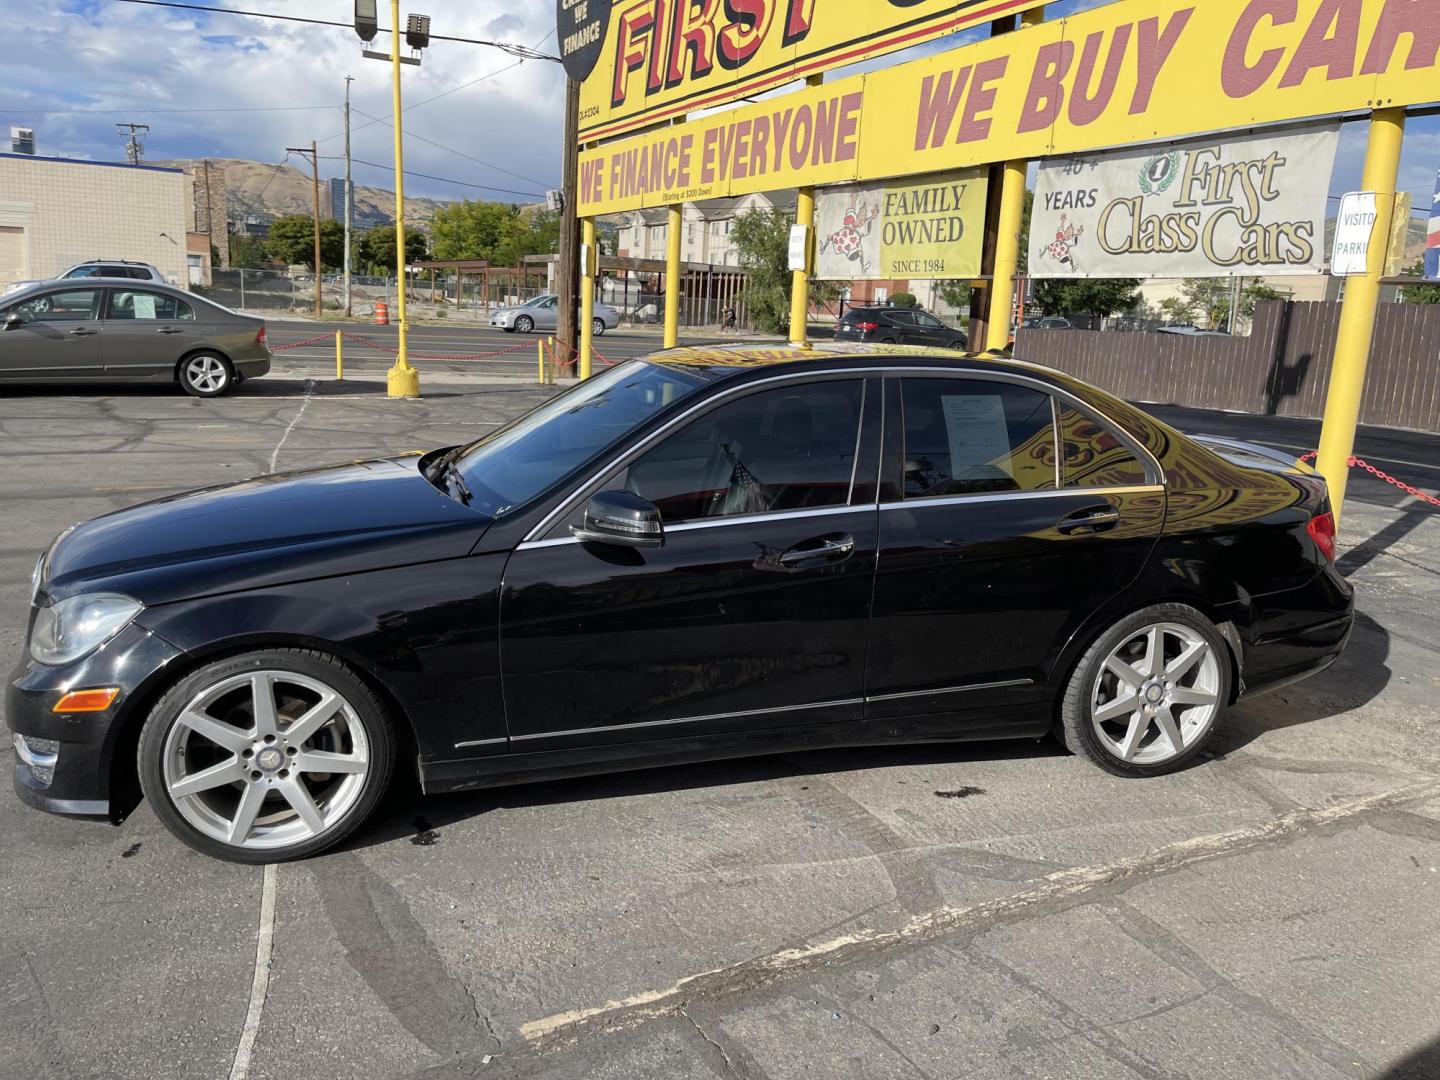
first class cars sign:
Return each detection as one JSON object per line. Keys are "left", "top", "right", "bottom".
{"left": 574, "top": 0, "right": 1052, "bottom": 143}
{"left": 578, "top": 0, "right": 1440, "bottom": 216}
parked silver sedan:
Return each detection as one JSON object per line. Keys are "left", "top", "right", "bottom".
{"left": 491, "top": 294, "right": 621, "bottom": 336}
{"left": 0, "top": 280, "right": 270, "bottom": 397}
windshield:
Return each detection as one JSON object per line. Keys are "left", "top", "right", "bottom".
{"left": 453, "top": 360, "right": 712, "bottom": 516}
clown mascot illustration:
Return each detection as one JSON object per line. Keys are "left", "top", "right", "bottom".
{"left": 1040, "top": 213, "right": 1085, "bottom": 274}
{"left": 819, "top": 200, "right": 879, "bottom": 276}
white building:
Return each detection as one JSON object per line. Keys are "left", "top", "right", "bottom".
{"left": 0, "top": 152, "right": 191, "bottom": 289}
{"left": 612, "top": 191, "right": 795, "bottom": 266}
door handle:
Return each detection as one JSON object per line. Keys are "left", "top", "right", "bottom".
{"left": 778, "top": 534, "right": 855, "bottom": 566}
{"left": 156, "top": 327, "right": 184, "bottom": 334}
{"left": 68, "top": 327, "right": 97, "bottom": 336}
{"left": 1057, "top": 506, "right": 1121, "bottom": 535}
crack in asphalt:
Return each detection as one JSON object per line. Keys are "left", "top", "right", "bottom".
{"left": 516, "top": 780, "right": 1440, "bottom": 1051}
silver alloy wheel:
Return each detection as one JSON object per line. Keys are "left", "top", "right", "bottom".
{"left": 184, "top": 354, "right": 228, "bottom": 394}
{"left": 593, "top": 318, "right": 605, "bottom": 336}
{"left": 161, "top": 670, "right": 370, "bottom": 851}
{"left": 515, "top": 315, "right": 534, "bottom": 333}
{"left": 1090, "top": 622, "right": 1221, "bottom": 766}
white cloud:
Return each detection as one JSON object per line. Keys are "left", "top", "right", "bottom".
{"left": 0, "top": 0, "right": 565, "bottom": 201}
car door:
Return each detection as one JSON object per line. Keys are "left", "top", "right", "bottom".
{"left": 499, "top": 375, "right": 881, "bottom": 752}
{"left": 912, "top": 311, "right": 959, "bottom": 347}
{"left": 0, "top": 287, "right": 105, "bottom": 379}
{"left": 534, "top": 296, "right": 559, "bottom": 330}
{"left": 882, "top": 310, "right": 915, "bottom": 344}
{"left": 102, "top": 288, "right": 200, "bottom": 378}
{"left": 865, "top": 373, "right": 1166, "bottom": 720}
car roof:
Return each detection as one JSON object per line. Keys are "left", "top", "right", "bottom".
{"left": 27, "top": 277, "right": 183, "bottom": 290}
{"left": 647, "top": 341, "right": 1056, "bottom": 380}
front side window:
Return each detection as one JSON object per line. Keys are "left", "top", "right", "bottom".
{"left": 616, "top": 380, "right": 865, "bottom": 523}
{"left": 901, "top": 378, "right": 1057, "bottom": 499}
{"left": 9, "top": 289, "right": 102, "bottom": 322}
{"left": 109, "top": 290, "right": 193, "bottom": 321}
{"left": 1058, "top": 406, "right": 1150, "bottom": 488}
{"left": 455, "top": 360, "right": 712, "bottom": 517}
{"left": 63, "top": 266, "right": 101, "bottom": 279}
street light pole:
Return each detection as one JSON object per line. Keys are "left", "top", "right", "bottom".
{"left": 286, "top": 142, "right": 325, "bottom": 318}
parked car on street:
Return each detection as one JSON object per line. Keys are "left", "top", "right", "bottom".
{"left": 1155, "top": 325, "right": 1231, "bottom": 337}
{"left": 491, "top": 294, "right": 621, "bottom": 336}
{"left": 3, "top": 260, "right": 170, "bottom": 297}
{"left": 9, "top": 343, "right": 1352, "bottom": 861}
{"left": 0, "top": 279, "right": 269, "bottom": 396}
{"left": 836, "top": 306, "right": 968, "bottom": 349}
{"left": 1023, "top": 316, "right": 1074, "bottom": 330}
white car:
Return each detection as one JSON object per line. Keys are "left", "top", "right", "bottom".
{"left": 4, "top": 260, "right": 169, "bottom": 297}
{"left": 491, "top": 294, "right": 621, "bottom": 336}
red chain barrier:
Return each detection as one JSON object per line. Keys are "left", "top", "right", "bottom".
{"left": 269, "top": 332, "right": 337, "bottom": 352}
{"left": 335, "top": 331, "right": 537, "bottom": 361}
{"left": 1298, "top": 450, "right": 1440, "bottom": 508}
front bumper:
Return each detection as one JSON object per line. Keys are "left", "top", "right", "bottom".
{"left": 7, "top": 621, "right": 185, "bottom": 817}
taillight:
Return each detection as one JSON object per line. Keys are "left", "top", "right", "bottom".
{"left": 856, "top": 321, "right": 879, "bottom": 332}
{"left": 256, "top": 324, "right": 267, "bottom": 345}
{"left": 1307, "top": 511, "right": 1337, "bottom": 563}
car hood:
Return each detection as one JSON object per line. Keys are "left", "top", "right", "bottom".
{"left": 41, "top": 457, "right": 492, "bottom": 606}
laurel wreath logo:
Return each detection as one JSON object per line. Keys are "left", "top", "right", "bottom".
{"left": 1139, "top": 152, "right": 1181, "bottom": 195}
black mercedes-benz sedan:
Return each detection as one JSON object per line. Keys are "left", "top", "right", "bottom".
{"left": 9, "top": 344, "right": 1353, "bottom": 861}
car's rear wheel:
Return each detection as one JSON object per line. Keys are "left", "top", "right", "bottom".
{"left": 514, "top": 315, "right": 535, "bottom": 333}
{"left": 1059, "top": 604, "right": 1230, "bottom": 777}
{"left": 593, "top": 318, "right": 606, "bottom": 337}
{"left": 138, "top": 649, "right": 395, "bottom": 862}
{"left": 179, "top": 352, "right": 234, "bottom": 398}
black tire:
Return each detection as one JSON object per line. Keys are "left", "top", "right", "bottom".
{"left": 178, "top": 352, "right": 235, "bottom": 398}
{"left": 1058, "top": 603, "right": 1232, "bottom": 778}
{"left": 879, "top": 337, "right": 899, "bottom": 345}
{"left": 592, "top": 318, "right": 606, "bottom": 337}
{"left": 948, "top": 340, "right": 968, "bottom": 351}
{"left": 138, "top": 648, "right": 397, "bottom": 862}
{"left": 515, "top": 315, "right": 535, "bottom": 333}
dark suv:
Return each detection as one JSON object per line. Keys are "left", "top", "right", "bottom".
{"left": 835, "top": 306, "right": 967, "bottom": 349}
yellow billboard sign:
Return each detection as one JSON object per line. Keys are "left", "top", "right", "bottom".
{"left": 577, "top": 0, "right": 1052, "bottom": 143}
{"left": 579, "top": 0, "right": 1440, "bottom": 216}
{"left": 815, "top": 170, "right": 988, "bottom": 280}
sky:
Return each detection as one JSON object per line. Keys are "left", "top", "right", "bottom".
{"left": 0, "top": 0, "right": 1436, "bottom": 218}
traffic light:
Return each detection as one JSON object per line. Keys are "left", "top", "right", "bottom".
{"left": 354, "top": 0, "right": 378, "bottom": 42}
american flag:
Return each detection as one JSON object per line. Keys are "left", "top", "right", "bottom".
{"left": 721, "top": 444, "right": 770, "bottom": 515}
{"left": 1426, "top": 167, "right": 1439, "bottom": 281}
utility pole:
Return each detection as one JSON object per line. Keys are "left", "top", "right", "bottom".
{"left": 286, "top": 141, "right": 325, "bottom": 318}
{"left": 115, "top": 122, "right": 150, "bottom": 164}
{"left": 555, "top": 78, "right": 580, "bottom": 370}
{"left": 344, "top": 75, "right": 355, "bottom": 318}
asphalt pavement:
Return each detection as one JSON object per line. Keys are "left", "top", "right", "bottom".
{"left": 2, "top": 349, "right": 1439, "bottom": 1080}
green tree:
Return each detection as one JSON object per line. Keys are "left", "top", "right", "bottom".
{"left": 1158, "top": 296, "right": 1197, "bottom": 324}
{"left": 890, "top": 291, "right": 918, "bottom": 309}
{"left": 358, "top": 225, "right": 429, "bottom": 274}
{"left": 1031, "top": 278, "right": 1140, "bottom": 319}
{"left": 429, "top": 200, "right": 537, "bottom": 265}
{"left": 731, "top": 208, "right": 837, "bottom": 334}
{"left": 1177, "top": 277, "right": 1286, "bottom": 328}
{"left": 227, "top": 232, "right": 269, "bottom": 270}
{"left": 1401, "top": 260, "right": 1440, "bottom": 304}
{"left": 265, "top": 215, "right": 345, "bottom": 271}
{"left": 937, "top": 280, "right": 972, "bottom": 311}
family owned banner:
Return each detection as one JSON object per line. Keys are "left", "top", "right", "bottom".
{"left": 814, "top": 169, "right": 988, "bottom": 281}
{"left": 1030, "top": 126, "right": 1340, "bottom": 279}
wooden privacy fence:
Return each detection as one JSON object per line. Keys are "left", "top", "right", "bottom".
{"left": 1013, "top": 301, "right": 1440, "bottom": 434}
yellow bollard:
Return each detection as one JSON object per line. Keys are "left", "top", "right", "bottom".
{"left": 538, "top": 339, "right": 547, "bottom": 385}
{"left": 335, "top": 331, "right": 343, "bottom": 381}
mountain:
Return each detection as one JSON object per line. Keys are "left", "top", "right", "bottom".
{"left": 153, "top": 157, "right": 455, "bottom": 228}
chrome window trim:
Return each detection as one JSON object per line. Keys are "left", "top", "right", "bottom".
{"left": 520, "top": 364, "right": 1165, "bottom": 546}
{"left": 511, "top": 696, "right": 866, "bottom": 742}
{"left": 880, "top": 484, "right": 1165, "bottom": 513}
{"left": 515, "top": 503, "right": 872, "bottom": 552}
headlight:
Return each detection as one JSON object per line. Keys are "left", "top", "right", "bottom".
{"left": 31, "top": 552, "right": 46, "bottom": 601}
{"left": 29, "top": 594, "right": 144, "bottom": 666}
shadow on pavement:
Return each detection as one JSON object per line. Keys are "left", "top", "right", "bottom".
{"left": 1339, "top": 509, "right": 1439, "bottom": 579}
{"left": 350, "top": 737, "right": 1061, "bottom": 853}
{"left": 1375, "top": 1034, "right": 1440, "bottom": 1079}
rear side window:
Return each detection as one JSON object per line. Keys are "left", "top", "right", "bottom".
{"left": 1058, "top": 406, "right": 1150, "bottom": 488}
{"left": 108, "top": 291, "right": 194, "bottom": 321}
{"left": 901, "top": 378, "right": 1057, "bottom": 499}
{"left": 619, "top": 380, "right": 865, "bottom": 522}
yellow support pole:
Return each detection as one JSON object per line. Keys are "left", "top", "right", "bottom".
{"left": 1315, "top": 108, "right": 1406, "bottom": 527}
{"left": 664, "top": 204, "right": 682, "bottom": 349}
{"left": 986, "top": 159, "right": 1028, "bottom": 354}
{"left": 335, "top": 331, "right": 343, "bottom": 381}
{"left": 789, "top": 74, "right": 824, "bottom": 349}
{"left": 985, "top": 7, "right": 1042, "bottom": 354}
{"left": 386, "top": 0, "right": 419, "bottom": 399}
{"left": 538, "top": 338, "right": 547, "bottom": 385}
{"left": 580, "top": 217, "right": 596, "bottom": 379}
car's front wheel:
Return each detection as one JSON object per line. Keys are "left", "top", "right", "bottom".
{"left": 1059, "top": 604, "right": 1230, "bottom": 777}
{"left": 514, "top": 315, "right": 535, "bottom": 333}
{"left": 593, "top": 318, "right": 606, "bottom": 337}
{"left": 179, "top": 352, "right": 235, "bottom": 398}
{"left": 138, "top": 649, "right": 395, "bottom": 862}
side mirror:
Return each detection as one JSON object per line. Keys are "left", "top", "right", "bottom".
{"left": 3, "top": 313, "right": 21, "bottom": 330}
{"left": 572, "top": 490, "right": 664, "bottom": 548}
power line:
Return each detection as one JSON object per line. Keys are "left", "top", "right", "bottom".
{"left": 316, "top": 59, "right": 525, "bottom": 145}
{"left": 350, "top": 107, "right": 554, "bottom": 189}
{"left": 0, "top": 105, "right": 338, "bottom": 115}
{"left": 107, "top": 0, "right": 560, "bottom": 58}
{"left": 321, "top": 156, "right": 544, "bottom": 200}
